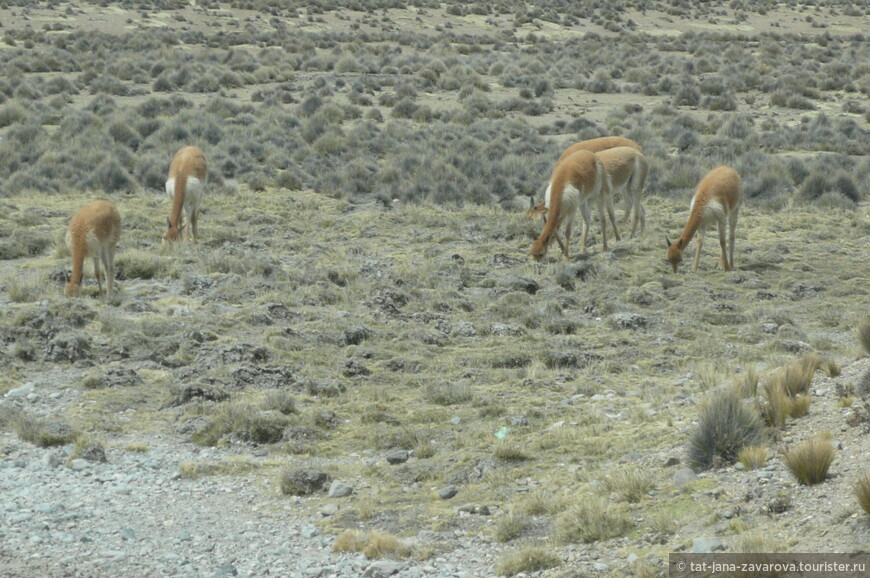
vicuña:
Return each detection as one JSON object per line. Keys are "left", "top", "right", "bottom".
{"left": 530, "top": 150, "right": 609, "bottom": 261}
{"left": 65, "top": 199, "right": 121, "bottom": 298}
{"left": 666, "top": 166, "right": 742, "bottom": 272}
{"left": 165, "top": 146, "right": 207, "bottom": 243}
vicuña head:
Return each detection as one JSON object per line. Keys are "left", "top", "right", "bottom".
{"left": 164, "top": 145, "right": 207, "bottom": 244}
{"left": 65, "top": 199, "right": 121, "bottom": 298}
{"left": 666, "top": 166, "right": 742, "bottom": 273}
{"left": 530, "top": 149, "right": 608, "bottom": 262}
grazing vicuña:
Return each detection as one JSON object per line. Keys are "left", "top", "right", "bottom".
{"left": 65, "top": 199, "right": 121, "bottom": 298}
{"left": 666, "top": 166, "right": 742, "bottom": 272}
{"left": 530, "top": 150, "right": 608, "bottom": 261}
{"left": 594, "top": 146, "right": 649, "bottom": 238}
{"left": 164, "top": 146, "right": 207, "bottom": 243}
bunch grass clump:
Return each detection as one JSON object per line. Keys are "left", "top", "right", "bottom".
{"left": 601, "top": 467, "right": 656, "bottom": 503}
{"left": 854, "top": 472, "right": 870, "bottom": 517}
{"left": 492, "top": 510, "right": 530, "bottom": 543}
{"left": 688, "top": 389, "right": 766, "bottom": 470}
{"left": 737, "top": 445, "right": 769, "bottom": 470}
{"left": 494, "top": 546, "right": 562, "bottom": 576}
{"left": 554, "top": 497, "right": 632, "bottom": 544}
{"left": 332, "top": 529, "right": 411, "bottom": 560}
{"left": 859, "top": 319, "right": 870, "bottom": 355}
{"left": 784, "top": 436, "right": 835, "bottom": 486}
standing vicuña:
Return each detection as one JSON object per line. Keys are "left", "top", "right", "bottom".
{"left": 666, "top": 166, "right": 742, "bottom": 272}
{"left": 594, "top": 146, "right": 648, "bottom": 238}
{"left": 65, "top": 199, "right": 121, "bottom": 298}
{"left": 530, "top": 150, "right": 608, "bottom": 261}
{"left": 165, "top": 146, "right": 207, "bottom": 243}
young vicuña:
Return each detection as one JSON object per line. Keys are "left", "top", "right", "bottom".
{"left": 65, "top": 199, "right": 121, "bottom": 298}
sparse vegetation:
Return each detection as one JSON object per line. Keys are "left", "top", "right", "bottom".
{"left": 738, "top": 445, "right": 769, "bottom": 470}
{"left": 855, "top": 472, "right": 870, "bottom": 517}
{"left": 554, "top": 497, "right": 633, "bottom": 544}
{"left": 688, "top": 389, "right": 766, "bottom": 471}
{"left": 784, "top": 436, "right": 835, "bottom": 486}
{"left": 332, "top": 529, "right": 412, "bottom": 560}
{"left": 0, "top": 3, "right": 868, "bottom": 574}
{"left": 495, "top": 545, "right": 562, "bottom": 576}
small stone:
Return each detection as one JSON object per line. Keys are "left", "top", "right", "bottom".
{"left": 69, "top": 459, "right": 89, "bottom": 471}
{"left": 438, "top": 485, "right": 459, "bottom": 500}
{"left": 362, "top": 561, "right": 404, "bottom": 578}
{"left": 120, "top": 528, "right": 136, "bottom": 541}
{"left": 691, "top": 537, "right": 725, "bottom": 553}
{"left": 5, "top": 382, "right": 35, "bottom": 398}
{"left": 320, "top": 503, "right": 339, "bottom": 517}
{"left": 214, "top": 563, "right": 239, "bottom": 577}
{"left": 672, "top": 468, "right": 696, "bottom": 487}
{"left": 385, "top": 450, "right": 409, "bottom": 465}
{"left": 328, "top": 480, "right": 353, "bottom": 498}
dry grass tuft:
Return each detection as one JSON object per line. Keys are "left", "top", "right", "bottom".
{"left": 601, "top": 467, "right": 656, "bottom": 503}
{"left": 494, "top": 442, "right": 532, "bottom": 462}
{"left": 332, "top": 529, "right": 412, "bottom": 560}
{"left": 858, "top": 319, "right": 870, "bottom": 355}
{"left": 494, "top": 545, "right": 561, "bottom": 576}
{"left": 761, "top": 379, "right": 791, "bottom": 429}
{"left": 493, "top": 510, "right": 530, "bottom": 543}
{"left": 789, "top": 393, "right": 812, "bottom": 418}
{"left": 784, "top": 436, "right": 835, "bottom": 486}
{"left": 854, "top": 472, "right": 870, "bottom": 517}
{"left": 737, "top": 445, "right": 769, "bottom": 470}
{"left": 554, "top": 497, "right": 632, "bottom": 544}
{"left": 521, "top": 490, "right": 566, "bottom": 516}
{"left": 735, "top": 366, "right": 759, "bottom": 398}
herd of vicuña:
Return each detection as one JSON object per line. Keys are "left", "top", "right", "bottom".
{"left": 529, "top": 135, "right": 740, "bottom": 272}
{"left": 65, "top": 136, "right": 742, "bottom": 299}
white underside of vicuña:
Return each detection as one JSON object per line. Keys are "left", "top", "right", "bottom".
{"left": 65, "top": 229, "right": 106, "bottom": 256}
{"left": 544, "top": 183, "right": 581, "bottom": 232}
{"left": 690, "top": 198, "right": 726, "bottom": 228}
{"left": 165, "top": 176, "right": 205, "bottom": 215}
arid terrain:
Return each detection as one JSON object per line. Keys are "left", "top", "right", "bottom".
{"left": 1, "top": 2, "right": 869, "bottom": 577}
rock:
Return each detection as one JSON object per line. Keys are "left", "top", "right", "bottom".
{"left": 452, "top": 321, "right": 477, "bottom": 337}
{"left": 214, "top": 563, "right": 239, "bottom": 577}
{"left": 362, "top": 561, "right": 404, "bottom": 578}
{"left": 610, "top": 313, "right": 649, "bottom": 330}
{"left": 5, "top": 382, "right": 35, "bottom": 398}
{"left": 672, "top": 468, "right": 697, "bottom": 487}
{"left": 508, "top": 415, "right": 528, "bottom": 427}
{"left": 385, "top": 450, "right": 409, "bottom": 465}
{"left": 78, "top": 444, "right": 107, "bottom": 463}
{"left": 280, "top": 470, "right": 328, "bottom": 496}
{"left": 69, "top": 459, "right": 89, "bottom": 471}
{"left": 344, "top": 326, "right": 371, "bottom": 346}
{"left": 45, "top": 334, "right": 91, "bottom": 362}
{"left": 507, "top": 277, "right": 539, "bottom": 295}
{"left": 691, "top": 537, "right": 724, "bottom": 553}
{"left": 320, "top": 503, "right": 339, "bottom": 517}
{"left": 438, "top": 485, "right": 459, "bottom": 500}
{"left": 328, "top": 480, "right": 353, "bottom": 498}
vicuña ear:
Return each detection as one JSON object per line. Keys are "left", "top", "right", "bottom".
{"left": 664, "top": 235, "right": 671, "bottom": 248}
{"left": 167, "top": 218, "right": 172, "bottom": 228}
{"left": 528, "top": 196, "right": 535, "bottom": 211}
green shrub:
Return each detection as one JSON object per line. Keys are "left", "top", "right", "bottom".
{"left": 688, "top": 389, "right": 766, "bottom": 470}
